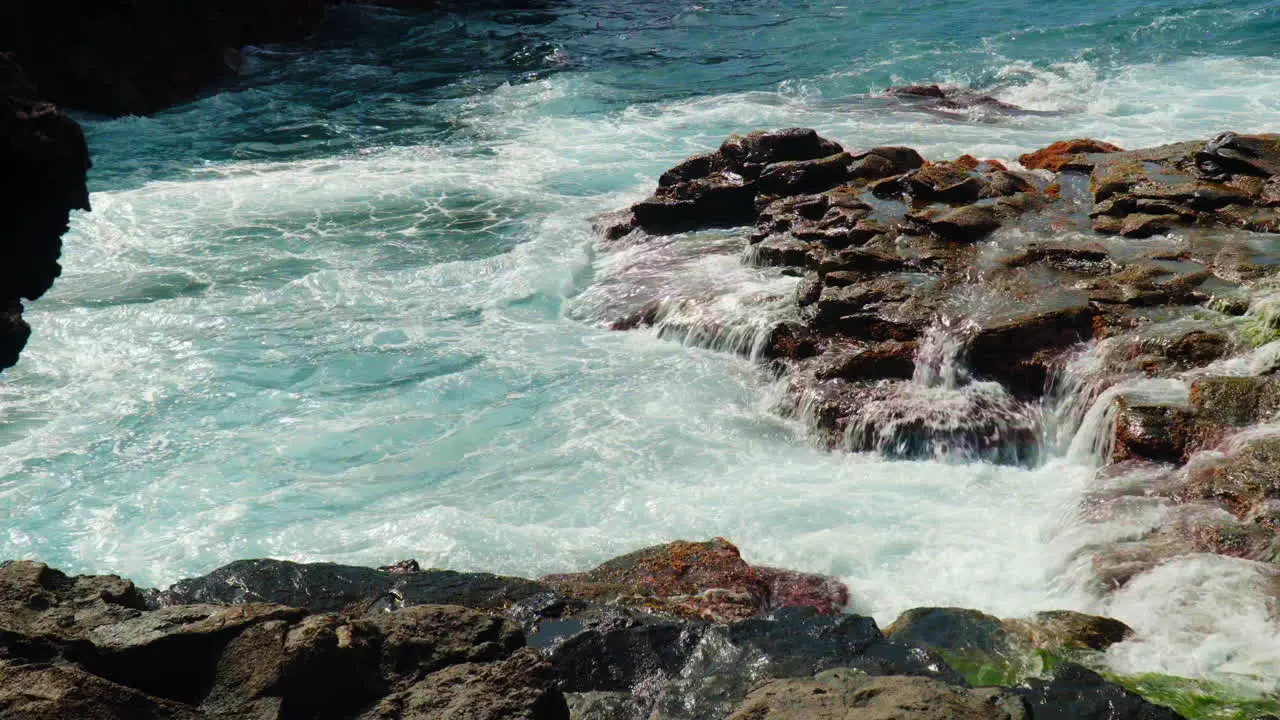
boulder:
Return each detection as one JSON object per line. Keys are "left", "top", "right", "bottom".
{"left": 644, "top": 607, "right": 964, "bottom": 720}
{"left": 539, "top": 538, "right": 847, "bottom": 622}
{"left": 631, "top": 175, "right": 757, "bottom": 234}
{"left": 634, "top": 129, "right": 846, "bottom": 234}
{"left": 359, "top": 648, "right": 568, "bottom": 720}
{"left": 811, "top": 341, "right": 918, "bottom": 382}
{"left": 0, "top": 560, "right": 149, "bottom": 661}
{"left": 757, "top": 152, "right": 854, "bottom": 197}
{"left": 718, "top": 128, "right": 845, "bottom": 173}
{"left": 967, "top": 306, "right": 1095, "bottom": 397}
{"left": 901, "top": 163, "right": 986, "bottom": 203}
{"left": 885, "top": 84, "right": 1027, "bottom": 114}
{"left": 356, "top": 603, "right": 522, "bottom": 678}
{"left": 594, "top": 210, "right": 637, "bottom": 240}
{"left": 1019, "top": 139, "right": 1124, "bottom": 173}
{"left": 910, "top": 203, "right": 1003, "bottom": 242}
{"left": 763, "top": 321, "right": 820, "bottom": 361}
{"left": 78, "top": 603, "right": 307, "bottom": 703}
{"left": 885, "top": 607, "right": 1133, "bottom": 679}
{"left": 807, "top": 380, "right": 1041, "bottom": 465}
{"left": 1195, "top": 132, "right": 1280, "bottom": 179}
{"left": 1014, "top": 663, "right": 1184, "bottom": 720}
{"left": 1022, "top": 611, "right": 1133, "bottom": 652}
{"left": 545, "top": 606, "right": 965, "bottom": 720}
{"left": 157, "top": 558, "right": 550, "bottom": 613}
{"left": 749, "top": 235, "right": 817, "bottom": 269}
{"left": 0, "top": 662, "right": 202, "bottom": 720}
{"left": 849, "top": 147, "right": 926, "bottom": 179}
{"left": 1111, "top": 399, "right": 1194, "bottom": 464}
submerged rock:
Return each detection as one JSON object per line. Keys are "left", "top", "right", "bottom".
{"left": 884, "top": 84, "right": 1030, "bottom": 114}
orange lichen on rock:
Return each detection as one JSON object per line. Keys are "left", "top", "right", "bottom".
{"left": 1019, "top": 138, "right": 1124, "bottom": 172}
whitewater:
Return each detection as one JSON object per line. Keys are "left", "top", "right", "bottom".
{"left": 2, "top": 0, "right": 1280, "bottom": 691}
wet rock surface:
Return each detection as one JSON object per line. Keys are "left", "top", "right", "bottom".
{"left": 0, "top": 56, "right": 90, "bottom": 372}
{"left": 539, "top": 537, "right": 848, "bottom": 622}
{"left": 601, "top": 127, "right": 1280, "bottom": 468}
{"left": 157, "top": 558, "right": 552, "bottom": 613}
{"left": 594, "top": 126, "right": 1280, "bottom": 617}
{"left": 0, "top": 555, "right": 1191, "bottom": 719}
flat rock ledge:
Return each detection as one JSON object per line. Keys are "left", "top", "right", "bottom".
{"left": 0, "top": 540, "right": 1202, "bottom": 719}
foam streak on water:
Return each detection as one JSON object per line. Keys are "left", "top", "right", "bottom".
{"left": 3, "top": 0, "right": 1280, "bottom": 690}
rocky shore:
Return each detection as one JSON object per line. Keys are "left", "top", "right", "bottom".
{"left": 595, "top": 126, "right": 1280, "bottom": 608}
{"left": 1, "top": 541, "right": 1238, "bottom": 719}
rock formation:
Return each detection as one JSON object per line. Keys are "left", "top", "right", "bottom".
{"left": 0, "top": 55, "right": 89, "bottom": 371}
{"left": 0, "top": 542, "right": 1199, "bottom": 719}
{"left": 595, "top": 127, "right": 1280, "bottom": 615}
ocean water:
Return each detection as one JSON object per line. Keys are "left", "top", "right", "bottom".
{"left": 4, "top": 0, "right": 1280, "bottom": 688}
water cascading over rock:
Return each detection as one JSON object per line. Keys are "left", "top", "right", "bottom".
{"left": 592, "top": 126, "right": 1280, "bottom": 614}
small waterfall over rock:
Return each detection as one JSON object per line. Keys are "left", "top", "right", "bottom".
{"left": 911, "top": 316, "right": 974, "bottom": 389}
{"left": 834, "top": 319, "right": 1043, "bottom": 465}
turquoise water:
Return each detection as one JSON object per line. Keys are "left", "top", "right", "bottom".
{"left": 4, "top": 0, "right": 1280, "bottom": 685}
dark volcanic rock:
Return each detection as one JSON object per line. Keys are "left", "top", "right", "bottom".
{"left": 1196, "top": 132, "right": 1280, "bottom": 179}
{"left": 632, "top": 129, "right": 845, "bottom": 234}
{"left": 0, "top": 556, "right": 1200, "bottom": 720}
{"left": 0, "top": 56, "right": 90, "bottom": 372}
{"left": 159, "top": 558, "right": 551, "bottom": 613}
{"left": 885, "top": 84, "right": 1028, "bottom": 114}
{"left": 1015, "top": 663, "right": 1184, "bottom": 720}
{"left": 885, "top": 606, "right": 1133, "bottom": 662}
{"left": 546, "top": 605, "right": 965, "bottom": 720}
{"left": 967, "top": 306, "right": 1095, "bottom": 397}
{"left": 0, "top": 559, "right": 570, "bottom": 719}
{"left": 0, "top": 662, "right": 203, "bottom": 720}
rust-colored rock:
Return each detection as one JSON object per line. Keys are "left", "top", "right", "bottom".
{"left": 1019, "top": 139, "right": 1124, "bottom": 172}
{"left": 539, "top": 538, "right": 848, "bottom": 621}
